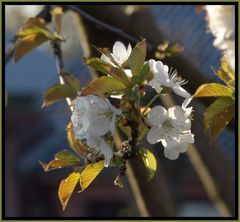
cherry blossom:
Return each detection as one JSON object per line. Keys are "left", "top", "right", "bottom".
{"left": 148, "top": 59, "right": 191, "bottom": 98}
{"left": 147, "top": 103, "right": 194, "bottom": 160}
{"left": 71, "top": 95, "right": 121, "bottom": 139}
{"left": 205, "top": 5, "right": 235, "bottom": 71}
{"left": 101, "top": 41, "right": 132, "bottom": 67}
{"left": 86, "top": 134, "right": 113, "bottom": 167}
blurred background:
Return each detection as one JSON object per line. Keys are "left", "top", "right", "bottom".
{"left": 4, "top": 4, "right": 236, "bottom": 217}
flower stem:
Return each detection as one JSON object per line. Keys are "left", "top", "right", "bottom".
{"left": 142, "top": 91, "right": 162, "bottom": 115}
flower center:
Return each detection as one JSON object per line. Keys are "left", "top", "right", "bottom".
{"left": 162, "top": 119, "right": 174, "bottom": 130}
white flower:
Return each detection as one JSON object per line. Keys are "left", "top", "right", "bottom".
{"left": 147, "top": 103, "right": 194, "bottom": 160}
{"left": 100, "top": 41, "right": 133, "bottom": 100}
{"left": 71, "top": 95, "right": 121, "bottom": 139}
{"left": 101, "top": 41, "right": 132, "bottom": 67}
{"left": 205, "top": 5, "right": 235, "bottom": 71}
{"left": 86, "top": 134, "right": 113, "bottom": 167}
{"left": 148, "top": 59, "right": 191, "bottom": 98}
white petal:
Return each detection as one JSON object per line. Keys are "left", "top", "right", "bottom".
{"left": 164, "top": 147, "right": 179, "bottom": 160}
{"left": 73, "top": 125, "right": 89, "bottom": 140}
{"left": 99, "top": 139, "right": 113, "bottom": 167}
{"left": 81, "top": 112, "right": 91, "bottom": 131}
{"left": 100, "top": 54, "right": 112, "bottom": 64}
{"left": 124, "top": 69, "right": 133, "bottom": 78}
{"left": 175, "top": 133, "right": 194, "bottom": 153}
{"left": 155, "top": 61, "right": 169, "bottom": 84}
{"left": 86, "top": 134, "right": 101, "bottom": 147}
{"left": 182, "top": 96, "right": 193, "bottom": 109}
{"left": 86, "top": 135, "right": 113, "bottom": 167}
{"left": 110, "top": 115, "right": 116, "bottom": 135}
{"left": 127, "top": 43, "right": 132, "bottom": 56}
{"left": 149, "top": 59, "right": 157, "bottom": 73}
{"left": 88, "top": 116, "right": 111, "bottom": 136}
{"left": 168, "top": 106, "right": 185, "bottom": 120}
{"left": 167, "top": 109, "right": 190, "bottom": 133}
{"left": 161, "top": 136, "right": 179, "bottom": 148}
{"left": 147, "top": 106, "right": 167, "bottom": 126}
{"left": 173, "top": 85, "right": 191, "bottom": 98}
{"left": 180, "top": 133, "right": 195, "bottom": 144}
{"left": 147, "top": 126, "right": 163, "bottom": 144}
{"left": 176, "top": 144, "right": 188, "bottom": 153}
{"left": 163, "top": 65, "right": 169, "bottom": 74}
{"left": 113, "top": 41, "right": 128, "bottom": 63}
{"left": 182, "top": 97, "right": 193, "bottom": 117}
{"left": 100, "top": 143, "right": 113, "bottom": 167}
{"left": 148, "top": 79, "right": 162, "bottom": 93}
{"left": 182, "top": 119, "right": 191, "bottom": 131}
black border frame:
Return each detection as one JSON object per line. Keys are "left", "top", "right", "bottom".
{"left": 2, "top": 1, "right": 239, "bottom": 220}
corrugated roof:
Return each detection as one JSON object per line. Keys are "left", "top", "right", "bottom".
{"left": 150, "top": 5, "right": 222, "bottom": 82}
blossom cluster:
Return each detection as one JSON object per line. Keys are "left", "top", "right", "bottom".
{"left": 71, "top": 41, "right": 194, "bottom": 166}
{"left": 205, "top": 5, "right": 235, "bottom": 71}
{"left": 71, "top": 95, "right": 121, "bottom": 167}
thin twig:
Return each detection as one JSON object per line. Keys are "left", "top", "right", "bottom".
{"left": 5, "top": 5, "right": 162, "bottom": 66}
{"left": 50, "top": 5, "right": 73, "bottom": 111}
{"left": 62, "top": 5, "right": 156, "bottom": 51}
{"left": 52, "top": 44, "right": 73, "bottom": 111}
{"left": 5, "top": 36, "right": 18, "bottom": 64}
{"left": 142, "top": 91, "right": 162, "bottom": 115}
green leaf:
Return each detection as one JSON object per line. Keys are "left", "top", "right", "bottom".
{"left": 93, "top": 46, "right": 120, "bottom": 67}
{"left": 83, "top": 57, "right": 112, "bottom": 74}
{"left": 139, "top": 62, "right": 150, "bottom": 83}
{"left": 39, "top": 159, "right": 73, "bottom": 172}
{"left": 193, "top": 83, "right": 234, "bottom": 98}
{"left": 78, "top": 160, "right": 104, "bottom": 192}
{"left": 110, "top": 67, "right": 131, "bottom": 87}
{"left": 55, "top": 150, "right": 80, "bottom": 164}
{"left": 42, "top": 84, "right": 77, "bottom": 107}
{"left": 215, "top": 55, "right": 235, "bottom": 86}
{"left": 16, "top": 17, "right": 54, "bottom": 39}
{"left": 66, "top": 122, "right": 90, "bottom": 157}
{"left": 130, "top": 39, "right": 147, "bottom": 76}
{"left": 61, "top": 71, "right": 81, "bottom": 91}
{"left": 220, "top": 55, "right": 234, "bottom": 80}
{"left": 83, "top": 57, "right": 131, "bottom": 86}
{"left": 14, "top": 34, "right": 49, "bottom": 62}
{"left": 132, "top": 62, "right": 150, "bottom": 85}
{"left": 81, "top": 76, "right": 127, "bottom": 96}
{"left": 204, "top": 97, "right": 235, "bottom": 138}
{"left": 58, "top": 172, "right": 81, "bottom": 210}
{"left": 139, "top": 148, "right": 157, "bottom": 181}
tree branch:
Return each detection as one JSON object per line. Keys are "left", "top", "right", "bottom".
{"left": 62, "top": 5, "right": 160, "bottom": 52}
{"left": 5, "top": 6, "right": 52, "bottom": 65}
{"left": 51, "top": 28, "right": 73, "bottom": 111}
